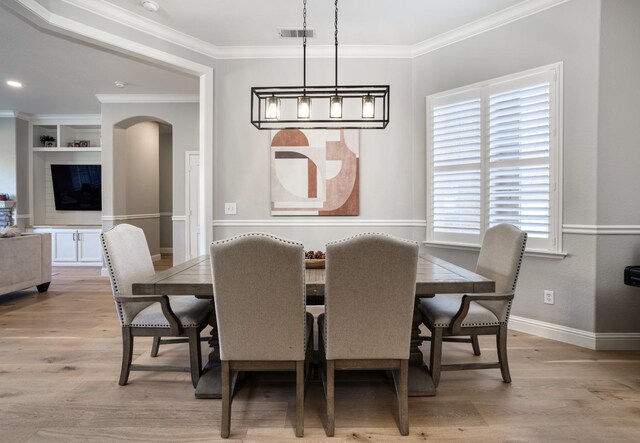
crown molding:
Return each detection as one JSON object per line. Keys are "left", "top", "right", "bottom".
{"left": 411, "top": 0, "right": 571, "bottom": 57}
{"left": 29, "top": 114, "right": 101, "bottom": 124}
{"left": 60, "top": 0, "right": 221, "bottom": 59}
{"left": 0, "top": 111, "right": 18, "bottom": 118}
{"left": 13, "top": 0, "right": 211, "bottom": 76}
{"left": 51, "top": 0, "right": 570, "bottom": 60}
{"left": 95, "top": 94, "right": 199, "bottom": 104}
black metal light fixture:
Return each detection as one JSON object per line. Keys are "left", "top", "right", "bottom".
{"left": 251, "top": 0, "right": 390, "bottom": 130}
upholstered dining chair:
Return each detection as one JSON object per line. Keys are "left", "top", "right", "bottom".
{"left": 318, "top": 233, "right": 419, "bottom": 436}
{"left": 419, "top": 223, "right": 527, "bottom": 387}
{"left": 102, "top": 224, "right": 211, "bottom": 388}
{"left": 210, "top": 233, "right": 313, "bottom": 438}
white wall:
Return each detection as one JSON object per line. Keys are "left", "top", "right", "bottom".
{"left": 0, "top": 118, "right": 17, "bottom": 200}
{"left": 15, "top": 118, "right": 29, "bottom": 228}
{"left": 413, "top": 0, "right": 602, "bottom": 333}
{"left": 594, "top": 0, "right": 640, "bottom": 334}
{"left": 212, "top": 57, "right": 417, "bottom": 249}
{"left": 159, "top": 129, "right": 173, "bottom": 251}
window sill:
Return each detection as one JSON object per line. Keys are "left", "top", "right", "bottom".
{"left": 422, "top": 241, "right": 567, "bottom": 260}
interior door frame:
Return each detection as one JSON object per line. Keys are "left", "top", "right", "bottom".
{"left": 185, "top": 150, "right": 200, "bottom": 260}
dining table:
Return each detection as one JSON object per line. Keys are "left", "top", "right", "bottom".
{"left": 132, "top": 253, "right": 495, "bottom": 398}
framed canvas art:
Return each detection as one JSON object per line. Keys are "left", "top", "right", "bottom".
{"left": 271, "top": 129, "right": 359, "bottom": 216}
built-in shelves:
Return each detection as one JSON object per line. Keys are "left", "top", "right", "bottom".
{"left": 33, "top": 123, "right": 101, "bottom": 148}
{"left": 30, "top": 117, "right": 102, "bottom": 228}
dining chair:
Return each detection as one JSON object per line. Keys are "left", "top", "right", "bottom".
{"left": 319, "top": 233, "right": 419, "bottom": 436}
{"left": 418, "top": 223, "right": 527, "bottom": 387}
{"left": 210, "top": 233, "right": 313, "bottom": 438}
{"left": 102, "top": 223, "right": 211, "bottom": 387}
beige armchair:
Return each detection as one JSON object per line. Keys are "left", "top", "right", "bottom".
{"left": 318, "top": 233, "right": 419, "bottom": 436}
{"left": 418, "top": 223, "right": 527, "bottom": 387}
{"left": 102, "top": 224, "right": 211, "bottom": 387}
{"left": 210, "top": 233, "right": 313, "bottom": 438}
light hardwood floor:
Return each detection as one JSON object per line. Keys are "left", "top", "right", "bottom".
{"left": 1, "top": 260, "right": 640, "bottom": 442}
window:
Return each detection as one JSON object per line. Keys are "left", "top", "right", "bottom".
{"left": 426, "top": 64, "right": 562, "bottom": 252}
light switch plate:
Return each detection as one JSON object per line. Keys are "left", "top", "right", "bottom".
{"left": 224, "top": 202, "right": 237, "bottom": 215}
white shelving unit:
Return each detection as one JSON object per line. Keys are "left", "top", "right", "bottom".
{"left": 29, "top": 116, "right": 103, "bottom": 266}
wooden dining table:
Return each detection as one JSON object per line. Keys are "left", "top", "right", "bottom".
{"left": 132, "top": 253, "right": 494, "bottom": 398}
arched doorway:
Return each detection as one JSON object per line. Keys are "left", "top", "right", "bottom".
{"left": 109, "top": 117, "right": 173, "bottom": 261}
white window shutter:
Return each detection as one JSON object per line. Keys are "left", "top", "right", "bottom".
{"left": 427, "top": 64, "right": 561, "bottom": 252}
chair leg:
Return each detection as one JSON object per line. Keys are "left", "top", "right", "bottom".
{"left": 119, "top": 327, "right": 133, "bottom": 386}
{"left": 296, "top": 360, "right": 304, "bottom": 437}
{"left": 398, "top": 360, "right": 409, "bottom": 436}
{"left": 221, "top": 361, "right": 231, "bottom": 438}
{"left": 326, "top": 360, "right": 335, "bottom": 437}
{"left": 497, "top": 324, "right": 511, "bottom": 383}
{"left": 188, "top": 328, "right": 202, "bottom": 388}
{"left": 150, "top": 336, "right": 161, "bottom": 357}
{"left": 471, "top": 335, "right": 481, "bottom": 356}
{"left": 429, "top": 327, "right": 443, "bottom": 388}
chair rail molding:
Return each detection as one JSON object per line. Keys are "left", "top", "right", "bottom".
{"left": 562, "top": 224, "right": 640, "bottom": 235}
{"left": 101, "top": 214, "right": 162, "bottom": 221}
{"left": 212, "top": 219, "right": 428, "bottom": 228}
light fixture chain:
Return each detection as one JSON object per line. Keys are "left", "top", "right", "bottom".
{"left": 303, "top": 0, "right": 307, "bottom": 90}
{"left": 334, "top": 0, "right": 339, "bottom": 90}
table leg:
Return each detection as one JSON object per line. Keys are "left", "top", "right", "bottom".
{"left": 408, "top": 297, "right": 436, "bottom": 396}
{"left": 195, "top": 302, "right": 222, "bottom": 399}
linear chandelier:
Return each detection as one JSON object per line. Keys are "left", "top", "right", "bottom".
{"left": 251, "top": 0, "right": 390, "bottom": 130}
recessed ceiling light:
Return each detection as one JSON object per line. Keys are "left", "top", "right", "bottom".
{"left": 141, "top": 1, "right": 159, "bottom": 12}
{"left": 114, "top": 81, "right": 126, "bottom": 88}
{"left": 6, "top": 80, "right": 22, "bottom": 88}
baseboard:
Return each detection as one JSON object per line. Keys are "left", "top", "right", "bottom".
{"left": 159, "top": 248, "right": 173, "bottom": 254}
{"left": 509, "top": 316, "right": 640, "bottom": 350}
{"left": 594, "top": 333, "right": 640, "bottom": 351}
{"left": 151, "top": 254, "right": 161, "bottom": 262}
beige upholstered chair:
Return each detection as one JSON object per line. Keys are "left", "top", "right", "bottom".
{"left": 102, "top": 224, "right": 211, "bottom": 387}
{"left": 318, "top": 233, "right": 419, "bottom": 436}
{"left": 210, "top": 233, "right": 313, "bottom": 438}
{"left": 419, "top": 223, "right": 527, "bottom": 387}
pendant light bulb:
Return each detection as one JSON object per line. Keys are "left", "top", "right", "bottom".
{"left": 265, "top": 96, "right": 280, "bottom": 120}
{"left": 362, "top": 95, "right": 375, "bottom": 119}
{"left": 330, "top": 96, "right": 343, "bottom": 119}
{"left": 297, "top": 96, "right": 311, "bottom": 119}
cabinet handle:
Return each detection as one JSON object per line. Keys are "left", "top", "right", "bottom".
{"left": 77, "top": 233, "right": 81, "bottom": 241}
{"left": 73, "top": 233, "right": 76, "bottom": 241}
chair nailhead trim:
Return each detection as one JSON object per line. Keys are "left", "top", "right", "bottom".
{"left": 101, "top": 230, "right": 126, "bottom": 326}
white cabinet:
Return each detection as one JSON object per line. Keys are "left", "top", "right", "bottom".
{"left": 33, "top": 227, "right": 102, "bottom": 266}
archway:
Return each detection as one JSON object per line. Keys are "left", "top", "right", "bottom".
{"left": 109, "top": 116, "right": 173, "bottom": 262}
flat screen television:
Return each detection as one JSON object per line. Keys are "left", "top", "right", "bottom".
{"left": 50, "top": 164, "right": 102, "bottom": 211}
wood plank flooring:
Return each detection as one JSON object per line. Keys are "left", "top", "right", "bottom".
{"left": 1, "top": 260, "right": 640, "bottom": 442}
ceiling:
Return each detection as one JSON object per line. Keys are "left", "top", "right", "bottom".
{"left": 1, "top": 0, "right": 528, "bottom": 115}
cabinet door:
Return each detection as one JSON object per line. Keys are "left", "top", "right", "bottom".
{"left": 52, "top": 230, "right": 78, "bottom": 262}
{"left": 77, "top": 230, "right": 102, "bottom": 263}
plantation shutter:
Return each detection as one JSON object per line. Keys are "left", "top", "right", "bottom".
{"left": 487, "top": 70, "right": 556, "bottom": 251}
{"left": 427, "top": 65, "right": 560, "bottom": 252}
{"left": 428, "top": 91, "right": 483, "bottom": 245}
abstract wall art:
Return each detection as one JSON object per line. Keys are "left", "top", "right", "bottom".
{"left": 271, "top": 129, "right": 359, "bottom": 216}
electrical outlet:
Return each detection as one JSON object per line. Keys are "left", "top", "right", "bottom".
{"left": 543, "top": 290, "right": 554, "bottom": 305}
{"left": 224, "top": 202, "right": 237, "bottom": 215}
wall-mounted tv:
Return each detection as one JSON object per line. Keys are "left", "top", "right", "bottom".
{"left": 50, "top": 164, "right": 102, "bottom": 211}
